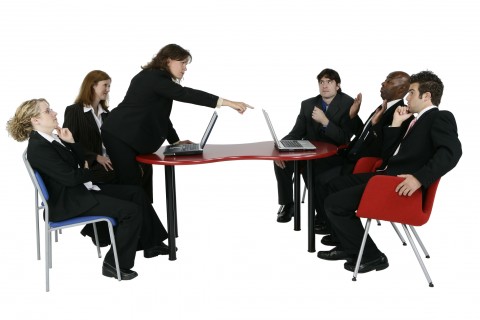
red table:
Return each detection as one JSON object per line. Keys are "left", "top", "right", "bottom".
{"left": 137, "top": 140, "right": 337, "bottom": 260}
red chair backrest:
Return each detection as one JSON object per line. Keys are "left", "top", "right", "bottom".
{"left": 353, "top": 157, "right": 383, "bottom": 174}
{"left": 357, "top": 176, "right": 441, "bottom": 226}
{"left": 422, "top": 178, "right": 440, "bottom": 214}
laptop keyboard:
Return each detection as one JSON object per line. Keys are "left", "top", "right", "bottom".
{"left": 182, "top": 144, "right": 200, "bottom": 151}
{"left": 281, "top": 140, "right": 304, "bottom": 148}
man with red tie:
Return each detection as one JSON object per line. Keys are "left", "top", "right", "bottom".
{"left": 316, "top": 70, "right": 463, "bottom": 274}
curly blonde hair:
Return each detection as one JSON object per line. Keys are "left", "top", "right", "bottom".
{"left": 6, "top": 98, "right": 48, "bottom": 142}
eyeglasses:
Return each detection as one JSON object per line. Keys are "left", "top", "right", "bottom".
{"left": 41, "top": 107, "right": 54, "bottom": 114}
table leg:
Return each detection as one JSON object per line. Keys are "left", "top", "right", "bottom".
{"left": 307, "top": 160, "right": 315, "bottom": 252}
{"left": 165, "top": 165, "right": 177, "bottom": 261}
{"left": 293, "top": 161, "right": 301, "bottom": 231}
{"left": 172, "top": 166, "right": 178, "bottom": 237}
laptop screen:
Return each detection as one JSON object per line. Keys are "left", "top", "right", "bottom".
{"left": 199, "top": 111, "right": 218, "bottom": 148}
{"left": 262, "top": 109, "right": 281, "bottom": 145}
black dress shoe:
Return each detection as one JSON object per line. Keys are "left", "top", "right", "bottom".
{"left": 344, "top": 253, "right": 389, "bottom": 273}
{"left": 317, "top": 247, "right": 355, "bottom": 261}
{"left": 321, "top": 234, "right": 340, "bottom": 246}
{"left": 314, "top": 223, "right": 332, "bottom": 235}
{"left": 277, "top": 203, "right": 294, "bottom": 223}
{"left": 144, "top": 242, "right": 177, "bottom": 258}
{"left": 102, "top": 262, "right": 138, "bottom": 280}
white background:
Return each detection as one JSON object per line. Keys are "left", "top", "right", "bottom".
{"left": 0, "top": 0, "right": 478, "bottom": 319}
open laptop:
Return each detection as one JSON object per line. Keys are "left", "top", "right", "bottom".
{"left": 262, "top": 109, "right": 316, "bottom": 151}
{"left": 163, "top": 111, "right": 218, "bottom": 156}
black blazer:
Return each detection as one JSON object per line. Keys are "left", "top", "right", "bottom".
{"left": 382, "top": 108, "right": 462, "bottom": 187}
{"left": 63, "top": 103, "right": 108, "bottom": 164}
{"left": 283, "top": 92, "right": 355, "bottom": 146}
{"left": 63, "top": 103, "right": 115, "bottom": 183}
{"left": 345, "top": 99, "right": 410, "bottom": 161}
{"left": 27, "top": 131, "right": 98, "bottom": 222}
{"left": 102, "top": 69, "right": 219, "bottom": 154}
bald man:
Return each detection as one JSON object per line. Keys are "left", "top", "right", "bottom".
{"left": 314, "top": 71, "right": 411, "bottom": 236}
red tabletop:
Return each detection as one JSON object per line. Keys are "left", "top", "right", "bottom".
{"left": 136, "top": 141, "right": 338, "bottom": 166}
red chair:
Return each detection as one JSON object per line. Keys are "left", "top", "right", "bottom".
{"left": 352, "top": 175, "right": 440, "bottom": 287}
{"left": 353, "top": 157, "right": 407, "bottom": 245}
{"left": 352, "top": 156, "right": 383, "bottom": 174}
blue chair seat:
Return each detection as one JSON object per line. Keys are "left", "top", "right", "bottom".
{"left": 49, "top": 216, "right": 117, "bottom": 229}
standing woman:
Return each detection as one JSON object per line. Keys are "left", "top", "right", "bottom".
{"left": 101, "top": 44, "right": 253, "bottom": 192}
{"left": 64, "top": 70, "right": 154, "bottom": 201}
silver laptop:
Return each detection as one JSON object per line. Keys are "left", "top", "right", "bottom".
{"left": 262, "top": 109, "right": 316, "bottom": 151}
{"left": 163, "top": 111, "right": 218, "bottom": 156}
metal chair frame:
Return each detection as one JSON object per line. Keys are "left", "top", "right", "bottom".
{"left": 23, "top": 149, "right": 121, "bottom": 291}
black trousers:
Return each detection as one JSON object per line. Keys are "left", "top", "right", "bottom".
{"left": 324, "top": 172, "right": 382, "bottom": 259}
{"left": 313, "top": 157, "right": 356, "bottom": 226}
{"left": 273, "top": 155, "right": 346, "bottom": 206}
{"left": 101, "top": 130, "right": 154, "bottom": 202}
{"left": 79, "top": 184, "right": 168, "bottom": 269}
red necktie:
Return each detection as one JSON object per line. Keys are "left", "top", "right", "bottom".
{"left": 403, "top": 117, "right": 417, "bottom": 138}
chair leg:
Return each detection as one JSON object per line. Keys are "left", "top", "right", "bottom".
{"left": 376, "top": 220, "right": 381, "bottom": 226}
{"left": 46, "top": 230, "right": 51, "bottom": 292}
{"left": 353, "top": 219, "right": 372, "bottom": 281}
{"left": 401, "top": 224, "right": 434, "bottom": 287}
{"left": 409, "top": 226, "right": 430, "bottom": 258}
{"left": 48, "top": 231, "right": 53, "bottom": 269}
{"left": 92, "top": 223, "right": 102, "bottom": 258}
{"left": 107, "top": 222, "right": 121, "bottom": 281}
{"left": 391, "top": 222, "right": 407, "bottom": 246}
{"left": 55, "top": 230, "right": 59, "bottom": 242}
{"left": 35, "top": 192, "right": 41, "bottom": 260}
{"left": 301, "top": 184, "right": 307, "bottom": 203}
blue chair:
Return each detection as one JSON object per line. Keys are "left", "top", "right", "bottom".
{"left": 22, "top": 149, "right": 121, "bottom": 291}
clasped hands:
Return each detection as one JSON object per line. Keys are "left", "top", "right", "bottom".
{"left": 312, "top": 107, "right": 329, "bottom": 126}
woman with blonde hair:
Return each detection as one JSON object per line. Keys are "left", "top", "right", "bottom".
{"left": 7, "top": 99, "right": 173, "bottom": 280}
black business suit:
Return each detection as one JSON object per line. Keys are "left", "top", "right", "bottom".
{"left": 274, "top": 92, "right": 355, "bottom": 205}
{"left": 27, "top": 131, "right": 168, "bottom": 269}
{"left": 101, "top": 68, "right": 218, "bottom": 189}
{"left": 324, "top": 108, "right": 462, "bottom": 259}
{"left": 313, "top": 100, "right": 410, "bottom": 225}
{"left": 345, "top": 99, "right": 409, "bottom": 164}
{"left": 63, "top": 103, "right": 154, "bottom": 202}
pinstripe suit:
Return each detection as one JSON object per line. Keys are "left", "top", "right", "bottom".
{"left": 63, "top": 103, "right": 115, "bottom": 183}
{"left": 64, "top": 103, "right": 153, "bottom": 201}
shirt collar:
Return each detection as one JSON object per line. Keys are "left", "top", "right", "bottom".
{"left": 36, "top": 130, "right": 56, "bottom": 143}
{"left": 416, "top": 105, "right": 438, "bottom": 120}
{"left": 386, "top": 99, "right": 401, "bottom": 109}
{"left": 83, "top": 104, "right": 106, "bottom": 116}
